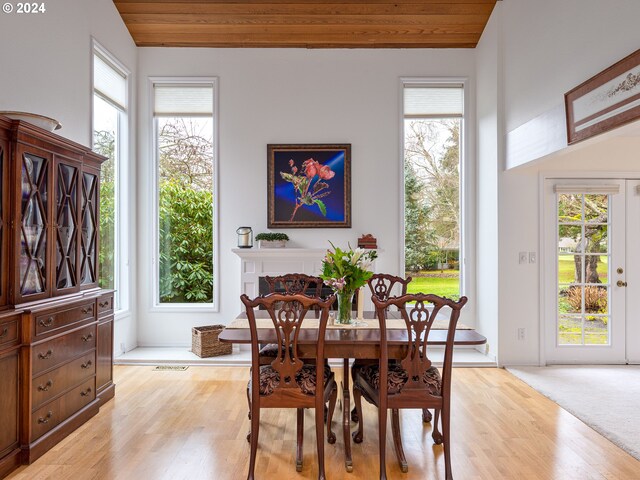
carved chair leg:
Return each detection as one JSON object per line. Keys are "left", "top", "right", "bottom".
{"left": 316, "top": 402, "right": 327, "bottom": 480}
{"left": 296, "top": 408, "right": 304, "bottom": 472}
{"left": 432, "top": 409, "right": 443, "bottom": 445}
{"left": 442, "top": 405, "right": 452, "bottom": 480}
{"left": 246, "top": 383, "right": 252, "bottom": 420}
{"left": 391, "top": 409, "right": 408, "bottom": 473}
{"left": 422, "top": 408, "right": 432, "bottom": 423}
{"left": 326, "top": 381, "right": 337, "bottom": 444}
{"left": 247, "top": 403, "right": 260, "bottom": 480}
{"left": 379, "top": 405, "right": 388, "bottom": 480}
{"left": 352, "top": 386, "right": 364, "bottom": 444}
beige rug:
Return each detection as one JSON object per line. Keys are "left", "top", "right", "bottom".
{"left": 508, "top": 366, "right": 640, "bottom": 461}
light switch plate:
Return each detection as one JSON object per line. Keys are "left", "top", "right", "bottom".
{"left": 519, "top": 252, "right": 528, "bottom": 264}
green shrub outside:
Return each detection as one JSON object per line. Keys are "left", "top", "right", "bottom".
{"left": 159, "top": 181, "right": 213, "bottom": 303}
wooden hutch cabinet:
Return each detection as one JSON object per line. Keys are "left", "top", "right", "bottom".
{"left": 0, "top": 115, "right": 114, "bottom": 477}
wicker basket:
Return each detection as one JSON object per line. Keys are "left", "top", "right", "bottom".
{"left": 192, "top": 325, "right": 232, "bottom": 358}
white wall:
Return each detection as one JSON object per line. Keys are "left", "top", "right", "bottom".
{"left": 502, "top": 0, "right": 640, "bottom": 168}
{"left": 475, "top": 6, "right": 501, "bottom": 361}
{"left": 490, "top": 0, "right": 640, "bottom": 365}
{"left": 136, "top": 48, "right": 476, "bottom": 347}
{"left": 0, "top": 0, "right": 138, "bottom": 353}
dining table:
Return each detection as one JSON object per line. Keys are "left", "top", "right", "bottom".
{"left": 219, "top": 310, "right": 487, "bottom": 472}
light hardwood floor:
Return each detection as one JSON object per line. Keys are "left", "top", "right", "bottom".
{"left": 8, "top": 366, "right": 640, "bottom": 480}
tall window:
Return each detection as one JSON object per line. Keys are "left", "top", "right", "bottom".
{"left": 92, "top": 44, "right": 128, "bottom": 310}
{"left": 153, "top": 81, "right": 216, "bottom": 305}
{"left": 403, "top": 83, "right": 463, "bottom": 299}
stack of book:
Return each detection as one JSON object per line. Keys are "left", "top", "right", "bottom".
{"left": 357, "top": 234, "right": 377, "bottom": 249}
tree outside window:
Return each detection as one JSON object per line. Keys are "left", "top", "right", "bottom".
{"left": 157, "top": 117, "right": 214, "bottom": 304}
{"left": 404, "top": 118, "right": 461, "bottom": 300}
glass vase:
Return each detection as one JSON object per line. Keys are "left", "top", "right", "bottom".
{"left": 336, "top": 290, "right": 355, "bottom": 325}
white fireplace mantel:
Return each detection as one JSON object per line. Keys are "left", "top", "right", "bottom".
{"left": 233, "top": 247, "right": 384, "bottom": 316}
{"left": 232, "top": 248, "right": 328, "bottom": 301}
{"left": 232, "top": 247, "right": 381, "bottom": 308}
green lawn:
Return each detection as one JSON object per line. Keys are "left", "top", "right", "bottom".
{"left": 558, "top": 255, "right": 608, "bottom": 284}
{"left": 406, "top": 272, "right": 460, "bottom": 300}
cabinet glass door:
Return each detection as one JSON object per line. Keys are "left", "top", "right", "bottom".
{"left": 55, "top": 162, "right": 79, "bottom": 290}
{"left": 81, "top": 171, "right": 98, "bottom": 285}
{"left": 20, "top": 152, "right": 49, "bottom": 296}
{"left": 0, "top": 142, "right": 4, "bottom": 303}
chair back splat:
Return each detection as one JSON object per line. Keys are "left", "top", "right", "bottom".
{"left": 367, "top": 273, "right": 412, "bottom": 304}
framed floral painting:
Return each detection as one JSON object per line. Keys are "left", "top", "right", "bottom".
{"left": 267, "top": 144, "right": 351, "bottom": 228}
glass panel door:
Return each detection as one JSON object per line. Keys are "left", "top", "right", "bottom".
{"left": 20, "top": 152, "right": 49, "bottom": 296}
{"left": 0, "top": 141, "right": 5, "bottom": 305}
{"left": 55, "top": 161, "right": 79, "bottom": 291}
{"left": 557, "top": 193, "right": 610, "bottom": 345}
{"left": 80, "top": 171, "right": 98, "bottom": 285}
{"left": 545, "top": 179, "right": 626, "bottom": 363}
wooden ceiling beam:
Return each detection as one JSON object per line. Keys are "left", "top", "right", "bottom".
{"left": 113, "top": 0, "right": 496, "bottom": 48}
{"left": 114, "top": 3, "right": 495, "bottom": 16}
{"left": 120, "top": 13, "right": 490, "bottom": 26}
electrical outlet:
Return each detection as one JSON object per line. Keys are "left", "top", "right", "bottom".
{"left": 517, "top": 328, "right": 526, "bottom": 341}
{"left": 529, "top": 252, "right": 537, "bottom": 263}
{"left": 519, "top": 252, "right": 528, "bottom": 264}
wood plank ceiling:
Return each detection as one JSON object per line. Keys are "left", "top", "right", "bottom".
{"left": 113, "top": 0, "right": 498, "bottom": 48}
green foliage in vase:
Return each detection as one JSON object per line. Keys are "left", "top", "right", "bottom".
{"left": 320, "top": 243, "right": 377, "bottom": 295}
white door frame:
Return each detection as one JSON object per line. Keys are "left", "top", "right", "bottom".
{"left": 539, "top": 172, "right": 640, "bottom": 366}
{"left": 625, "top": 179, "right": 640, "bottom": 363}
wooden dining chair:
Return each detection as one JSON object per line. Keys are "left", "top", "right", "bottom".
{"left": 351, "top": 293, "right": 468, "bottom": 479}
{"left": 351, "top": 274, "right": 416, "bottom": 422}
{"left": 247, "top": 274, "right": 326, "bottom": 419}
{"left": 258, "top": 275, "right": 325, "bottom": 360}
{"left": 241, "top": 292, "right": 338, "bottom": 480}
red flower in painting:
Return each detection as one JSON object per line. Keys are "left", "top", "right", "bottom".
{"left": 280, "top": 158, "right": 335, "bottom": 221}
{"left": 302, "top": 158, "right": 320, "bottom": 178}
{"left": 318, "top": 165, "right": 335, "bottom": 180}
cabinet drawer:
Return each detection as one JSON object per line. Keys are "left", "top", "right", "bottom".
{"left": 32, "top": 351, "right": 96, "bottom": 411}
{"left": 97, "top": 294, "right": 114, "bottom": 317}
{"left": 31, "top": 377, "right": 96, "bottom": 441}
{"left": 34, "top": 302, "right": 95, "bottom": 338}
{"left": 0, "top": 315, "right": 20, "bottom": 349}
{"left": 32, "top": 324, "right": 96, "bottom": 376}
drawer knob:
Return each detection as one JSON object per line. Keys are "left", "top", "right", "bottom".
{"left": 38, "top": 411, "right": 53, "bottom": 424}
{"left": 80, "top": 387, "right": 93, "bottom": 397}
{"left": 38, "top": 380, "right": 54, "bottom": 392}
{"left": 81, "top": 360, "right": 93, "bottom": 369}
{"left": 81, "top": 307, "right": 93, "bottom": 315}
{"left": 82, "top": 333, "right": 94, "bottom": 342}
{"left": 99, "top": 301, "right": 110, "bottom": 308}
{"left": 38, "top": 349, "right": 53, "bottom": 360}
{"left": 0, "top": 327, "right": 7, "bottom": 338}
{"left": 39, "top": 317, "right": 54, "bottom": 328}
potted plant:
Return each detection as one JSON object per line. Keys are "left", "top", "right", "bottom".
{"left": 255, "top": 232, "right": 289, "bottom": 248}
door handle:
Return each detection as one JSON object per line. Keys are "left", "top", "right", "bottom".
{"left": 617, "top": 280, "right": 628, "bottom": 287}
